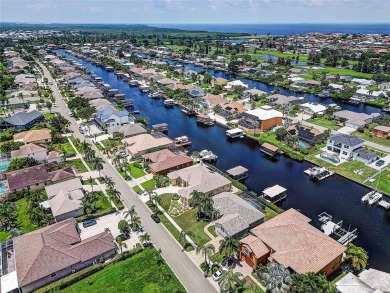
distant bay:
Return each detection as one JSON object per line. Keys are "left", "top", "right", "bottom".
{"left": 153, "top": 23, "right": 390, "bottom": 35}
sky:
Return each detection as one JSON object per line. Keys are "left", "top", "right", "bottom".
{"left": 1, "top": 0, "right": 390, "bottom": 24}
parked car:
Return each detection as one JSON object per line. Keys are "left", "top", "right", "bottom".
{"left": 212, "top": 269, "right": 227, "bottom": 281}
{"left": 221, "top": 257, "right": 234, "bottom": 268}
{"left": 117, "top": 233, "right": 129, "bottom": 241}
{"left": 82, "top": 219, "right": 97, "bottom": 228}
{"left": 151, "top": 214, "right": 160, "bottom": 223}
{"left": 68, "top": 111, "right": 73, "bottom": 117}
{"left": 376, "top": 160, "right": 385, "bottom": 167}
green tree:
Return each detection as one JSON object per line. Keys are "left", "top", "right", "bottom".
{"left": 45, "top": 101, "right": 52, "bottom": 113}
{"left": 219, "top": 236, "right": 239, "bottom": 264}
{"left": 91, "top": 156, "right": 105, "bottom": 177}
{"left": 196, "top": 243, "right": 215, "bottom": 265}
{"left": 118, "top": 219, "right": 129, "bottom": 234}
{"left": 0, "top": 202, "right": 17, "bottom": 231}
{"left": 291, "top": 272, "right": 336, "bottom": 293}
{"left": 7, "top": 157, "right": 39, "bottom": 172}
{"left": 260, "top": 263, "right": 291, "bottom": 293}
{"left": 218, "top": 268, "right": 244, "bottom": 293}
{"left": 275, "top": 127, "right": 288, "bottom": 141}
{"left": 139, "top": 232, "right": 152, "bottom": 245}
{"left": 345, "top": 243, "right": 369, "bottom": 271}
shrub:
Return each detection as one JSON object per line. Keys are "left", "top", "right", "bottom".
{"left": 76, "top": 208, "right": 116, "bottom": 222}
{"left": 258, "top": 197, "right": 284, "bottom": 214}
{"left": 132, "top": 162, "right": 143, "bottom": 169}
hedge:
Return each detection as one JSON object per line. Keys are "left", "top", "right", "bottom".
{"left": 226, "top": 176, "right": 247, "bottom": 191}
{"left": 258, "top": 197, "right": 284, "bottom": 214}
{"left": 35, "top": 245, "right": 145, "bottom": 293}
{"left": 76, "top": 208, "right": 116, "bottom": 222}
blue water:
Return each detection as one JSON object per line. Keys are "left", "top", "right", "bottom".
{"left": 297, "top": 141, "right": 311, "bottom": 149}
{"left": 246, "top": 200, "right": 259, "bottom": 209}
{"left": 155, "top": 23, "right": 390, "bottom": 35}
{"left": 57, "top": 50, "right": 390, "bottom": 272}
{"left": 0, "top": 160, "right": 10, "bottom": 171}
{"left": 0, "top": 184, "right": 7, "bottom": 194}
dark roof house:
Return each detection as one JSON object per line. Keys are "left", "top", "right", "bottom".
{"left": 5, "top": 110, "right": 43, "bottom": 130}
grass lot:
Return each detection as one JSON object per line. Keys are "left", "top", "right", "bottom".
{"left": 0, "top": 198, "right": 36, "bottom": 241}
{"left": 372, "top": 170, "right": 390, "bottom": 195}
{"left": 60, "top": 158, "right": 88, "bottom": 173}
{"left": 306, "top": 116, "right": 339, "bottom": 130}
{"left": 141, "top": 179, "right": 157, "bottom": 192}
{"left": 353, "top": 129, "right": 390, "bottom": 149}
{"left": 207, "top": 225, "right": 218, "bottom": 237}
{"left": 127, "top": 163, "right": 146, "bottom": 179}
{"left": 306, "top": 155, "right": 378, "bottom": 184}
{"left": 69, "top": 136, "right": 82, "bottom": 153}
{"left": 264, "top": 207, "right": 278, "bottom": 221}
{"left": 365, "top": 98, "right": 387, "bottom": 108}
{"left": 95, "top": 191, "right": 112, "bottom": 212}
{"left": 242, "top": 276, "right": 265, "bottom": 293}
{"left": 174, "top": 209, "right": 211, "bottom": 247}
{"left": 210, "top": 252, "right": 224, "bottom": 264}
{"left": 116, "top": 167, "right": 131, "bottom": 180}
{"left": 101, "top": 139, "right": 121, "bottom": 149}
{"left": 61, "top": 249, "right": 186, "bottom": 293}
{"left": 50, "top": 142, "right": 76, "bottom": 157}
{"left": 160, "top": 193, "right": 173, "bottom": 211}
{"left": 0, "top": 130, "right": 13, "bottom": 142}
{"left": 133, "top": 185, "right": 142, "bottom": 194}
{"left": 43, "top": 112, "right": 57, "bottom": 120}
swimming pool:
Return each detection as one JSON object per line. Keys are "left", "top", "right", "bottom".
{"left": 0, "top": 160, "right": 10, "bottom": 171}
{"left": 245, "top": 200, "right": 259, "bottom": 209}
{"left": 0, "top": 183, "right": 8, "bottom": 194}
{"left": 297, "top": 140, "right": 310, "bottom": 149}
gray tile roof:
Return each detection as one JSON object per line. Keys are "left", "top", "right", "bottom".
{"left": 329, "top": 133, "right": 364, "bottom": 147}
{"left": 6, "top": 110, "right": 43, "bottom": 126}
{"left": 355, "top": 149, "right": 378, "bottom": 161}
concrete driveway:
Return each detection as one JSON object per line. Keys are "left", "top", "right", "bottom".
{"left": 78, "top": 211, "right": 125, "bottom": 240}
{"left": 337, "top": 126, "right": 356, "bottom": 135}
{"left": 366, "top": 155, "right": 390, "bottom": 170}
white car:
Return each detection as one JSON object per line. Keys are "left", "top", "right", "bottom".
{"left": 212, "top": 269, "right": 227, "bottom": 281}
{"left": 68, "top": 111, "right": 73, "bottom": 117}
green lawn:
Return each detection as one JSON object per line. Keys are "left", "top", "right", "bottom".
{"left": 127, "top": 163, "right": 146, "bottom": 179}
{"left": 116, "top": 167, "right": 131, "bottom": 180}
{"left": 264, "top": 207, "right": 278, "bottom": 221}
{"left": 0, "top": 130, "right": 13, "bottom": 142}
{"left": 207, "top": 225, "right": 218, "bottom": 237}
{"left": 43, "top": 112, "right": 57, "bottom": 120}
{"left": 60, "top": 159, "right": 88, "bottom": 173}
{"left": 141, "top": 179, "right": 157, "bottom": 192}
{"left": 306, "top": 116, "right": 339, "bottom": 130}
{"left": 0, "top": 198, "right": 36, "bottom": 241}
{"left": 133, "top": 185, "right": 142, "bottom": 194}
{"left": 353, "top": 129, "right": 390, "bottom": 149}
{"left": 95, "top": 191, "right": 112, "bottom": 212}
{"left": 372, "top": 170, "right": 390, "bottom": 195}
{"left": 101, "top": 139, "right": 121, "bottom": 149}
{"left": 242, "top": 276, "right": 265, "bottom": 293}
{"left": 50, "top": 142, "right": 76, "bottom": 157}
{"left": 210, "top": 252, "right": 224, "bottom": 263}
{"left": 69, "top": 136, "right": 82, "bottom": 153}
{"left": 160, "top": 193, "right": 173, "bottom": 211}
{"left": 174, "top": 209, "right": 211, "bottom": 247}
{"left": 61, "top": 249, "right": 186, "bottom": 293}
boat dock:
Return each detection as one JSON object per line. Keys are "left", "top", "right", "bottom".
{"left": 152, "top": 123, "right": 168, "bottom": 133}
{"left": 378, "top": 200, "right": 390, "bottom": 210}
{"left": 318, "top": 212, "right": 358, "bottom": 245}
{"left": 304, "top": 167, "right": 335, "bottom": 180}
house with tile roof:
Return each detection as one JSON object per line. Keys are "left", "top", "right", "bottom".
{"left": 333, "top": 110, "right": 377, "bottom": 129}
{"left": 240, "top": 209, "right": 345, "bottom": 276}
{"left": 107, "top": 123, "right": 147, "bottom": 138}
{"left": 5, "top": 110, "right": 43, "bottom": 130}
{"left": 0, "top": 218, "right": 115, "bottom": 293}
{"left": 122, "top": 134, "right": 174, "bottom": 157}
{"left": 13, "top": 129, "right": 51, "bottom": 144}
{"left": 336, "top": 269, "right": 390, "bottom": 293}
{"left": 45, "top": 178, "right": 84, "bottom": 222}
{"left": 142, "top": 149, "right": 193, "bottom": 175}
{"left": 6, "top": 164, "right": 76, "bottom": 192}
{"left": 213, "top": 192, "right": 264, "bottom": 238}
{"left": 167, "top": 164, "right": 231, "bottom": 206}
{"left": 239, "top": 106, "right": 283, "bottom": 133}
{"left": 11, "top": 143, "right": 47, "bottom": 162}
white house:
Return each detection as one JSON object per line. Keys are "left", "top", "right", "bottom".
{"left": 378, "top": 82, "right": 390, "bottom": 91}
{"left": 300, "top": 102, "right": 327, "bottom": 116}
{"left": 11, "top": 143, "right": 47, "bottom": 162}
{"left": 224, "top": 80, "right": 248, "bottom": 92}
{"left": 356, "top": 88, "right": 386, "bottom": 99}
{"left": 326, "top": 134, "right": 364, "bottom": 161}
{"left": 351, "top": 78, "right": 375, "bottom": 86}
{"left": 95, "top": 107, "right": 129, "bottom": 129}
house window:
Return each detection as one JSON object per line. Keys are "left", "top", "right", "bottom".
{"left": 50, "top": 273, "right": 57, "bottom": 278}
{"left": 344, "top": 145, "right": 349, "bottom": 149}
{"left": 342, "top": 151, "right": 348, "bottom": 155}
{"left": 244, "top": 247, "right": 251, "bottom": 256}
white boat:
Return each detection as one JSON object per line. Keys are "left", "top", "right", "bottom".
{"left": 362, "top": 190, "right": 383, "bottom": 205}
{"left": 139, "top": 84, "right": 150, "bottom": 93}
{"left": 226, "top": 128, "right": 245, "bottom": 139}
{"left": 129, "top": 80, "right": 139, "bottom": 86}
{"left": 164, "top": 99, "right": 175, "bottom": 107}
{"left": 197, "top": 150, "right": 218, "bottom": 162}
{"left": 174, "top": 136, "right": 192, "bottom": 147}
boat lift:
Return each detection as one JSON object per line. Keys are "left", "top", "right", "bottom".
{"left": 318, "top": 212, "right": 358, "bottom": 246}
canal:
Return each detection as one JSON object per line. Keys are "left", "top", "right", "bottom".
{"left": 57, "top": 50, "right": 390, "bottom": 272}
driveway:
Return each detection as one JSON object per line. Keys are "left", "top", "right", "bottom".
{"left": 336, "top": 126, "right": 356, "bottom": 135}
{"left": 366, "top": 155, "right": 390, "bottom": 171}
{"left": 37, "top": 60, "right": 218, "bottom": 293}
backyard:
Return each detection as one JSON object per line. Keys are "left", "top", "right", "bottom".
{"left": 60, "top": 249, "right": 186, "bottom": 293}
{"left": 50, "top": 142, "right": 76, "bottom": 157}
{"left": 140, "top": 178, "right": 157, "bottom": 192}
{"left": 60, "top": 158, "right": 88, "bottom": 173}
{"left": 306, "top": 116, "right": 339, "bottom": 130}
{"left": 127, "top": 163, "right": 146, "bottom": 178}
{"left": 372, "top": 169, "right": 390, "bottom": 195}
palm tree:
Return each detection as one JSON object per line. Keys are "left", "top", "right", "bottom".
{"left": 130, "top": 215, "right": 141, "bottom": 231}
{"left": 112, "top": 154, "right": 122, "bottom": 167}
{"left": 7, "top": 228, "right": 20, "bottom": 239}
{"left": 151, "top": 193, "right": 162, "bottom": 209}
{"left": 87, "top": 176, "right": 94, "bottom": 193}
{"left": 124, "top": 205, "right": 137, "bottom": 222}
{"left": 0, "top": 202, "right": 17, "bottom": 230}
{"left": 291, "top": 272, "right": 336, "bottom": 293}
{"left": 105, "top": 177, "right": 115, "bottom": 190}
{"left": 116, "top": 237, "right": 127, "bottom": 253}
{"left": 345, "top": 243, "right": 368, "bottom": 271}
{"left": 190, "top": 190, "right": 206, "bottom": 217}
{"left": 79, "top": 141, "right": 91, "bottom": 155}
{"left": 219, "top": 236, "right": 239, "bottom": 264}
{"left": 218, "top": 268, "right": 244, "bottom": 293}
{"left": 196, "top": 243, "right": 215, "bottom": 265}
{"left": 261, "top": 263, "right": 291, "bottom": 293}
{"left": 91, "top": 157, "right": 105, "bottom": 177}
{"left": 139, "top": 232, "right": 151, "bottom": 245}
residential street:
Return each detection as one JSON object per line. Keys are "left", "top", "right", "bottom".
{"left": 37, "top": 61, "right": 218, "bottom": 293}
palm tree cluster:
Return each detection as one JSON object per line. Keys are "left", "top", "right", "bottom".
{"left": 124, "top": 205, "right": 142, "bottom": 231}
{"left": 25, "top": 190, "right": 54, "bottom": 227}
{"left": 345, "top": 243, "right": 369, "bottom": 271}
{"left": 81, "top": 190, "right": 99, "bottom": 215}
{"left": 290, "top": 272, "right": 336, "bottom": 293}
{"left": 190, "top": 191, "right": 220, "bottom": 220}
{"left": 104, "top": 177, "right": 121, "bottom": 208}
{"left": 79, "top": 140, "right": 105, "bottom": 177}
{"left": 0, "top": 202, "right": 17, "bottom": 231}
{"left": 219, "top": 236, "right": 240, "bottom": 264}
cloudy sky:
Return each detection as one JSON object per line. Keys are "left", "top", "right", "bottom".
{"left": 1, "top": 0, "right": 389, "bottom": 24}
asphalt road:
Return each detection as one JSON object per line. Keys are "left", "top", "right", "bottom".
{"left": 37, "top": 61, "right": 218, "bottom": 293}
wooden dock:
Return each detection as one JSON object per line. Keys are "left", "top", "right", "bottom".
{"left": 318, "top": 212, "right": 358, "bottom": 246}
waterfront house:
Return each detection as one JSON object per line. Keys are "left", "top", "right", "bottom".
{"left": 188, "top": 87, "right": 206, "bottom": 98}
{"left": 107, "top": 123, "right": 147, "bottom": 138}
{"left": 239, "top": 209, "right": 345, "bottom": 276}
{"left": 378, "top": 82, "right": 390, "bottom": 91}
{"left": 286, "top": 124, "right": 324, "bottom": 146}
{"left": 45, "top": 177, "right": 84, "bottom": 222}
{"left": 300, "top": 102, "right": 327, "bottom": 117}
{"left": 372, "top": 125, "right": 390, "bottom": 139}
{"left": 0, "top": 218, "right": 115, "bottom": 293}
{"left": 198, "top": 93, "right": 228, "bottom": 109}
{"left": 224, "top": 80, "right": 248, "bottom": 92}
{"left": 217, "top": 102, "right": 246, "bottom": 119}
{"left": 266, "top": 94, "right": 302, "bottom": 109}
{"left": 353, "top": 148, "right": 379, "bottom": 165}
{"left": 213, "top": 192, "right": 265, "bottom": 238}
{"left": 95, "top": 107, "right": 128, "bottom": 129}
{"left": 6, "top": 110, "right": 44, "bottom": 130}
{"left": 6, "top": 164, "right": 76, "bottom": 192}
{"left": 325, "top": 134, "right": 364, "bottom": 161}
{"left": 336, "top": 269, "right": 390, "bottom": 293}
{"left": 14, "top": 129, "right": 51, "bottom": 145}
{"left": 142, "top": 149, "right": 193, "bottom": 175}
{"left": 167, "top": 164, "right": 231, "bottom": 206}
{"left": 11, "top": 143, "right": 47, "bottom": 162}
{"left": 122, "top": 133, "right": 174, "bottom": 157}
{"left": 239, "top": 106, "right": 283, "bottom": 133}
{"left": 211, "top": 77, "right": 228, "bottom": 86}
{"left": 333, "top": 110, "right": 376, "bottom": 129}
{"left": 356, "top": 89, "right": 386, "bottom": 99}
{"left": 244, "top": 88, "right": 267, "bottom": 100}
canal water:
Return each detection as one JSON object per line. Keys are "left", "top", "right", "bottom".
{"left": 57, "top": 50, "right": 390, "bottom": 272}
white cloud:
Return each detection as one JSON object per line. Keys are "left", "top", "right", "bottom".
{"left": 89, "top": 6, "right": 102, "bottom": 13}
{"left": 28, "top": 0, "right": 57, "bottom": 10}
